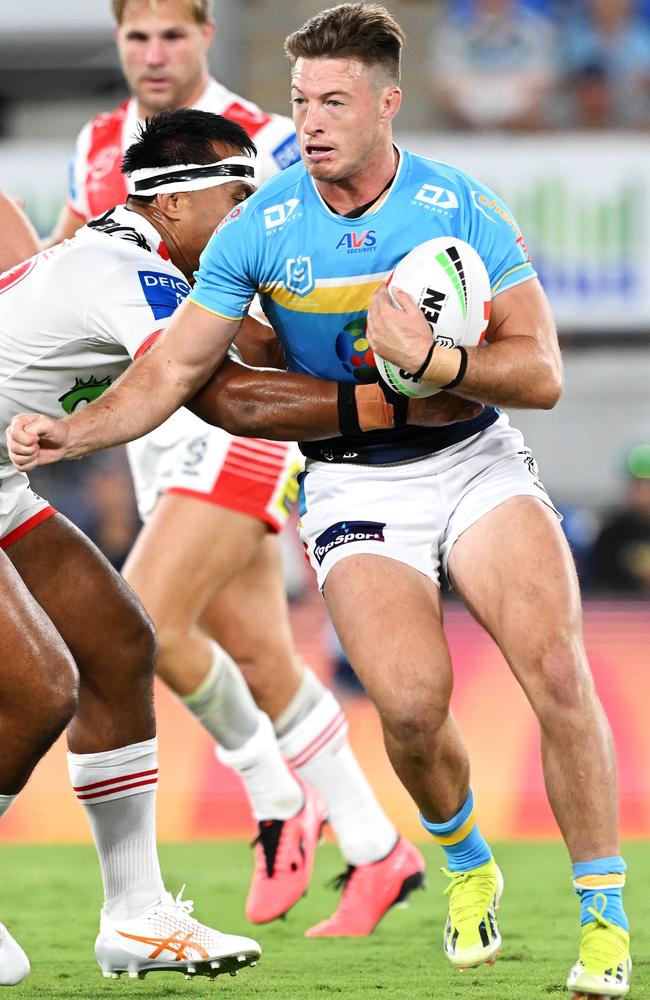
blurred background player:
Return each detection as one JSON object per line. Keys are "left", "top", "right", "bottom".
{"left": 0, "top": 112, "right": 268, "bottom": 986}
{"left": 589, "top": 444, "right": 650, "bottom": 594}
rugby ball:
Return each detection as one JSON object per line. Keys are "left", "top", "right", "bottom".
{"left": 374, "top": 237, "right": 491, "bottom": 397}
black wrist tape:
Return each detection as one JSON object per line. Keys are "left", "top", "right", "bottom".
{"left": 412, "top": 340, "right": 436, "bottom": 381}
{"left": 440, "top": 346, "right": 468, "bottom": 390}
{"left": 337, "top": 381, "right": 362, "bottom": 436}
{"left": 376, "top": 379, "right": 408, "bottom": 429}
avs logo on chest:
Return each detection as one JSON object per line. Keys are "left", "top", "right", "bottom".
{"left": 138, "top": 271, "right": 191, "bottom": 319}
{"left": 313, "top": 520, "right": 386, "bottom": 565}
{"left": 336, "top": 230, "right": 377, "bottom": 253}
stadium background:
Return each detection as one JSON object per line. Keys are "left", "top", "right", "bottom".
{"left": 1, "top": 0, "right": 649, "bottom": 846}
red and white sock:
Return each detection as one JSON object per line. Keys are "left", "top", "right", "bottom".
{"left": 274, "top": 671, "right": 397, "bottom": 866}
{"left": 67, "top": 738, "right": 165, "bottom": 921}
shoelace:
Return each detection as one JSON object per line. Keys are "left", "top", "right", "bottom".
{"left": 324, "top": 865, "right": 359, "bottom": 914}
{"left": 580, "top": 894, "right": 628, "bottom": 971}
{"left": 159, "top": 885, "right": 195, "bottom": 918}
{"left": 442, "top": 867, "right": 496, "bottom": 927}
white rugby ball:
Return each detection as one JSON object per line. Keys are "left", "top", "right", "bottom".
{"left": 374, "top": 237, "right": 491, "bottom": 397}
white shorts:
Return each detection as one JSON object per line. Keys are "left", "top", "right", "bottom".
{"left": 0, "top": 469, "right": 55, "bottom": 549}
{"left": 298, "top": 414, "right": 560, "bottom": 589}
{"left": 127, "top": 408, "right": 303, "bottom": 533}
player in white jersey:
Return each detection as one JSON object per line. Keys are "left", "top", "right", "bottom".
{"left": 13, "top": 7, "right": 632, "bottom": 996}
{"left": 0, "top": 113, "right": 265, "bottom": 984}
{"left": 35, "top": 0, "right": 429, "bottom": 935}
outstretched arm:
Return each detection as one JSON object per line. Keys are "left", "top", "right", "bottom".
{"left": 188, "top": 356, "right": 483, "bottom": 441}
{"left": 7, "top": 300, "right": 241, "bottom": 469}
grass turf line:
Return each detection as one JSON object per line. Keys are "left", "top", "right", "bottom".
{"left": 1, "top": 841, "right": 648, "bottom": 999}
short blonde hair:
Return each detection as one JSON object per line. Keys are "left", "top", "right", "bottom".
{"left": 112, "top": 0, "right": 213, "bottom": 24}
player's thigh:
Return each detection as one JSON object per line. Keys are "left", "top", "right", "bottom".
{"left": 6, "top": 513, "right": 153, "bottom": 679}
{"left": 0, "top": 546, "right": 78, "bottom": 710}
{"left": 123, "top": 492, "right": 267, "bottom": 631}
{"left": 323, "top": 553, "right": 453, "bottom": 726}
{"left": 448, "top": 495, "right": 586, "bottom": 686}
{"left": 200, "top": 533, "right": 302, "bottom": 707}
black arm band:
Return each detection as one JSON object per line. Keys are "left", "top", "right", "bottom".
{"left": 376, "top": 380, "right": 409, "bottom": 429}
{"left": 337, "top": 381, "right": 362, "bottom": 436}
{"left": 412, "top": 340, "right": 436, "bottom": 381}
{"left": 439, "top": 346, "right": 468, "bottom": 390}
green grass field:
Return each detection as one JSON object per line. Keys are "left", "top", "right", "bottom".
{"left": 2, "top": 841, "right": 648, "bottom": 999}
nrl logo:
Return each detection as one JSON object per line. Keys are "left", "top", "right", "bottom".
{"left": 285, "top": 255, "right": 314, "bottom": 297}
{"left": 58, "top": 375, "right": 112, "bottom": 414}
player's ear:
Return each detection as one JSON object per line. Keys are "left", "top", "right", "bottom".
{"left": 155, "top": 192, "right": 183, "bottom": 220}
{"left": 380, "top": 85, "right": 402, "bottom": 124}
{"left": 202, "top": 18, "right": 215, "bottom": 51}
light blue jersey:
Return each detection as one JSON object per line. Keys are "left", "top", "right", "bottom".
{"left": 191, "top": 147, "right": 536, "bottom": 463}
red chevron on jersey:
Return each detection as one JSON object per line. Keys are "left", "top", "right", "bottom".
{"left": 222, "top": 100, "right": 272, "bottom": 138}
{"left": 86, "top": 101, "right": 129, "bottom": 218}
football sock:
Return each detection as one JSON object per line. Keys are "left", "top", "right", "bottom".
{"left": 217, "top": 712, "right": 303, "bottom": 821}
{"left": 572, "top": 856, "right": 629, "bottom": 931}
{"left": 274, "top": 670, "right": 397, "bottom": 865}
{"left": 0, "top": 794, "right": 17, "bottom": 819}
{"left": 67, "top": 738, "right": 165, "bottom": 921}
{"left": 420, "top": 789, "right": 492, "bottom": 872}
{"left": 181, "top": 640, "right": 259, "bottom": 750}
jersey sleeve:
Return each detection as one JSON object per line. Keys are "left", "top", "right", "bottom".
{"left": 189, "top": 203, "right": 259, "bottom": 320}
{"left": 67, "top": 121, "right": 92, "bottom": 220}
{"left": 85, "top": 260, "right": 192, "bottom": 359}
{"left": 458, "top": 173, "right": 537, "bottom": 296}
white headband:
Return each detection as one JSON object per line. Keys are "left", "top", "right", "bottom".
{"left": 128, "top": 156, "right": 256, "bottom": 195}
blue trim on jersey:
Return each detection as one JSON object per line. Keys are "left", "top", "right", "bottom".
{"left": 192, "top": 148, "right": 535, "bottom": 463}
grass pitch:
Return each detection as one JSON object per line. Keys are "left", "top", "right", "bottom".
{"left": 2, "top": 841, "right": 648, "bottom": 999}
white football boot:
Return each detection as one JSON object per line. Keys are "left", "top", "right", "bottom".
{"left": 95, "top": 887, "right": 261, "bottom": 980}
{"left": 0, "top": 922, "right": 30, "bottom": 986}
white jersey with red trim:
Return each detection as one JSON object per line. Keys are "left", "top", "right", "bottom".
{"left": 68, "top": 78, "right": 299, "bottom": 221}
{"left": 0, "top": 206, "right": 186, "bottom": 509}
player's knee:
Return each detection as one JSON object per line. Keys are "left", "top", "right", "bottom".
{"left": 117, "top": 602, "right": 157, "bottom": 683}
{"left": 382, "top": 693, "right": 450, "bottom": 750}
{"left": 530, "top": 640, "right": 595, "bottom": 717}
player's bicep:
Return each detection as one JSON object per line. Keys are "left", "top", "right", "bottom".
{"left": 488, "top": 277, "right": 560, "bottom": 358}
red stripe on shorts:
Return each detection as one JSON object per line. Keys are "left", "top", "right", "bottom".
{"left": 0, "top": 506, "right": 56, "bottom": 550}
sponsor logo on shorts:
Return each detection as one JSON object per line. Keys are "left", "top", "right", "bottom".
{"left": 313, "top": 520, "right": 386, "bottom": 565}
{"left": 335, "top": 230, "right": 377, "bottom": 253}
{"left": 285, "top": 255, "right": 314, "bottom": 296}
{"left": 271, "top": 134, "right": 301, "bottom": 171}
{"left": 137, "top": 271, "right": 191, "bottom": 320}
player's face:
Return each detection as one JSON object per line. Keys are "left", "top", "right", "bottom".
{"left": 179, "top": 177, "right": 254, "bottom": 274}
{"left": 290, "top": 57, "right": 400, "bottom": 185}
{"left": 116, "top": 0, "right": 213, "bottom": 115}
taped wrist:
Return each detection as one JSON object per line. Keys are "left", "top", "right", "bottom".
{"left": 337, "top": 381, "right": 409, "bottom": 434}
{"left": 423, "top": 345, "right": 467, "bottom": 387}
{"left": 356, "top": 382, "right": 408, "bottom": 431}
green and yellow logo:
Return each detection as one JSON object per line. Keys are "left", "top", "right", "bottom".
{"left": 58, "top": 375, "right": 112, "bottom": 414}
